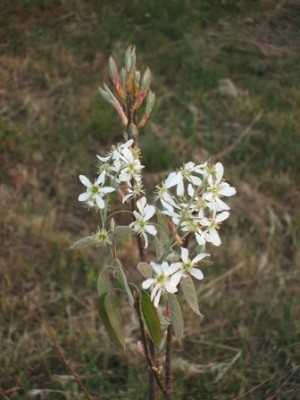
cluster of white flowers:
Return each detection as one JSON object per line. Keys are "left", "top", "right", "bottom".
{"left": 78, "top": 138, "right": 236, "bottom": 307}
{"left": 142, "top": 247, "right": 209, "bottom": 307}
{"left": 78, "top": 139, "right": 144, "bottom": 209}
{"left": 156, "top": 161, "right": 236, "bottom": 247}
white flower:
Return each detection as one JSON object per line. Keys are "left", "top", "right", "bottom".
{"left": 117, "top": 146, "right": 144, "bottom": 183}
{"left": 164, "top": 162, "right": 204, "bottom": 197}
{"left": 142, "top": 261, "right": 182, "bottom": 307}
{"left": 122, "top": 181, "right": 144, "bottom": 203}
{"left": 203, "top": 162, "right": 236, "bottom": 211}
{"left": 155, "top": 173, "right": 179, "bottom": 211}
{"left": 129, "top": 197, "right": 157, "bottom": 248}
{"left": 78, "top": 173, "right": 115, "bottom": 209}
{"left": 200, "top": 211, "right": 230, "bottom": 246}
{"left": 181, "top": 217, "right": 206, "bottom": 246}
{"left": 173, "top": 247, "right": 209, "bottom": 280}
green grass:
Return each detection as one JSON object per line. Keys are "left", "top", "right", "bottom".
{"left": 1, "top": 0, "right": 300, "bottom": 399}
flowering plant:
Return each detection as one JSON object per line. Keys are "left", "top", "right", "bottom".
{"left": 73, "top": 45, "right": 236, "bottom": 400}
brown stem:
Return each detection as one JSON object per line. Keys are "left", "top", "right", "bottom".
{"left": 134, "top": 296, "right": 169, "bottom": 398}
{"left": 54, "top": 342, "right": 94, "bottom": 400}
{"left": 125, "top": 84, "right": 161, "bottom": 400}
{"left": 165, "top": 324, "right": 173, "bottom": 400}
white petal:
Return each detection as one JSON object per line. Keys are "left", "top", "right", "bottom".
{"left": 137, "top": 197, "right": 147, "bottom": 213}
{"left": 164, "top": 282, "right": 178, "bottom": 294}
{"left": 189, "top": 175, "right": 202, "bottom": 186}
{"left": 97, "top": 154, "right": 111, "bottom": 162}
{"left": 165, "top": 172, "right": 182, "bottom": 188}
{"left": 142, "top": 278, "right": 155, "bottom": 289}
{"left": 181, "top": 248, "right": 189, "bottom": 263}
{"left": 144, "top": 204, "right": 156, "bottom": 220}
{"left": 151, "top": 284, "right": 160, "bottom": 301}
{"left": 196, "top": 232, "right": 206, "bottom": 246}
{"left": 190, "top": 268, "right": 204, "bottom": 280}
{"left": 145, "top": 224, "right": 157, "bottom": 236}
{"left": 142, "top": 232, "right": 148, "bottom": 248}
{"left": 78, "top": 192, "right": 90, "bottom": 202}
{"left": 176, "top": 177, "right": 184, "bottom": 197}
{"left": 79, "top": 175, "right": 91, "bottom": 187}
{"left": 164, "top": 262, "right": 180, "bottom": 276}
{"left": 96, "top": 196, "right": 105, "bottom": 209}
{"left": 215, "top": 162, "right": 224, "bottom": 183}
{"left": 192, "top": 252, "right": 209, "bottom": 264}
{"left": 150, "top": 262, "right": 162, "bottom": 275}
{"left": 101, "top": 186, "right": 115, "bottom": 194}
{"left": 96, "top": 172, "right": 105, "bottom": 185}
{"left": 207, "top": 229, "right": 221, "bottom": 246}
{"left": 153, "top": 289, "right": 162, "bottom": 307}
{"left": 187, "top": 184, "right": 194, "bottom": 197}
{"left": 216, "top": 211, "right": 230, "bottom": 223}
{"left": 219, "top": 186, "right": 236, "bottom": 197}
{"left": 170, "top": 271, "right": 182, "bottom": 287}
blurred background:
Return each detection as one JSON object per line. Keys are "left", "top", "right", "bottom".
{"left": 1, "top": 1, "right": 300, "bottom": 399}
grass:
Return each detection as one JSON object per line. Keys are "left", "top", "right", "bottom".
{"left": 1, "top": 0, "right": 300, "bottom": 399}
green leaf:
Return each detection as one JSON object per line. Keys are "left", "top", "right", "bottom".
{"left": 113, "top": 259, "right": 134, "bottom": 308}
{"left": 114, "top": 225, "right": 134, "bottom": 236}
{"left": 181, "top": 275, "right": 203, "bottom": 317}
{"left": 140, "top": 291, "right": 161, "bottom": 347}
{"left": 70, "top": 235, "right": 95, "bottom": 250}
{"left": 97, "top": 269, "right": 112, "bottom": 297}
{"left": 168, "top": 294, "right": 184, "bottom": 342}
{"left": 154, "top": 236, "right": 164, "bottom": 259}
{"left": 199, "top": 259, "right": 213, "bottom": 268}
{"left": 156, "top": 210, "right": 171, "bottom": 247}
{"left": 99, "top": 292, "right": 125, "bottom": 349}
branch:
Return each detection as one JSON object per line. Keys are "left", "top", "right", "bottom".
{"left": 165, "top": 324, "right": 173, "bottom": 399}
{"left": 134, "top": 295, "right": 170, "bottom": 397}
{"left": 53, "top": 341, "right": 95, "bottom": 400}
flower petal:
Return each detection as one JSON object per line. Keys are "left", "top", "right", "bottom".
{"left": 142, "top": 278, "right": 155, "bottom": 289}
{"left": 190, "top": 268, "right": 204, "bottom": 280}
{"left": 78, "top": 192, "right": 90, "bottom": 202}
{"left": 181, "top": 248, "right": 189, "bottom": 263}
{"left": 96, "top": 196, "right": 105, "bottom": 209}
{"left": 79, "top": 175, "right": 91, "bottom": 187}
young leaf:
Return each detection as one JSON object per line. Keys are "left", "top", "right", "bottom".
{"left": 70, "top": 235, "right": 95, "bottom": 250}
{"left": 97, "top": 269, "right": 112, "bottom": 297}
{"left": 154, "top": 236, "right": 164, "bottom": 259}
{"left": 113, "top": 259, "right": 134, "bottom": 308}
{"left": 99, "top": 292, "right": 125, "bottom": 350}
{"left": 137, "top": 262, "right": 153, "bottom": 278}
{"left": 181, "top": 275, "right": 203, "bottom": 317}
{"left": 168, "top": 294, "right": 184, "bottom": 342}
{"left": 156, "top": 210, "right": 171, "bottom": 247}
{"left": 140, "top": 290, "right": 161, "bottom": 347}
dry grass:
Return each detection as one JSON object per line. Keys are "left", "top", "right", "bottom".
{"left": 1, "top": 0, "right": 300, "bottom": 399}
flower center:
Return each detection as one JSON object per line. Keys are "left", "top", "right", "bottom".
{"left": 91, "top": 185, "right": 99, "bottom": 194}
{"left": 156, "top": 273, "right": 167, "bottom": 284}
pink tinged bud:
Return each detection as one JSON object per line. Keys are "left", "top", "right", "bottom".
{"left": 166, "top": 307, "right": 171, "bottom": 318}
{"left": 137, "top": 341, "right": 145, "bottom": 355}
{"left": 168, "top": 222, "right": 176, "bottom": 235}
{"left": 133, "top": 70, "right": 141, "bottom": 98}
{"left": 133, "top": 90, "right": 147, "bottom": 110}
{"left": 125, "top": 44, "right": 136, "bottom": 73}
{"left": 113, "top": 100, "right": 128, "bottom": 126}
{"left": 140, "top": 67, "right": 151, "bottom": 93}
{"left": 109, "top": 56, "right": 125, "bottom": 99}
{"left": 117, "top": 188, "right": 125, "bottom": 198}
{"left": 120, "top": 68, "right": 126, "bottom": 90}
{"left": 137, "top": 91, "right": 155, "bottom": 128}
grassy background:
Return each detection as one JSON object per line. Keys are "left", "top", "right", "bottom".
{"left": 1, "top": 0, "right": 300, "bottom": 399}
